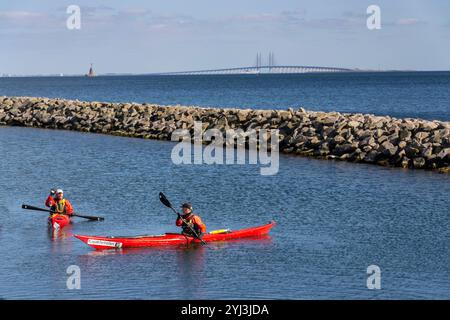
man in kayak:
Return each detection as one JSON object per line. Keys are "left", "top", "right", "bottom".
{"left": 45, "top": 188, "right": 74, "bottom": 216}
{"left": 176, "top": 202, "right": 206, "bottom": 238}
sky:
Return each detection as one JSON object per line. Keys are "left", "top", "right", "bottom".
{"left": 0, "top": 0, "right": 450, "bottom": 75}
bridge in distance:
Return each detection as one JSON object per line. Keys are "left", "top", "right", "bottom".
{"left": 151, "top": 52, "right": 356, "bottom": 75}
{"left": 153, "top": 65, "right": 355, "bottom": 75}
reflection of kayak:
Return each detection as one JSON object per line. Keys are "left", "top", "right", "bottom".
{"left": 48, "top": 214, "right": 71, "bottom": 229}
{"left": 74, "top": 221, "right": 276, "bottom": 250}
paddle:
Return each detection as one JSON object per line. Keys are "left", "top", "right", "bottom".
{"left": 22, "top": 204, "right": 105, "bottom": 221}
{"left": 158, "top": 192, "right": 206, "bottom": 245}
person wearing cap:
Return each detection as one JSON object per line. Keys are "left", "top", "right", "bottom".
{"left": 45, "top": 188, "right": 74, "bottom": 216}
{"left": 176, "top": 202, "right": 207, "bottom": 237}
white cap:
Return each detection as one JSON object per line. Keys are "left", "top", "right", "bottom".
{"left": 56, "top": 189, "right": 64, "bottom": 194}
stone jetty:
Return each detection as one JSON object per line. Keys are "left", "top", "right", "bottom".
{"left": 0, "top": 96, "right": 449, "bottom": 173}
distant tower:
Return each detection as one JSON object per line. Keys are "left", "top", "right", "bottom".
{"left": 255, "top": 53, "right": 261, "bottom": 69}
{"left": 268, "top": 52, "right": 276, "bottom": 72}
{"left": 255, "top": 52, "right": 275, "bottom": 73}
{"left": 268, "top": 52, "right": 272, "bottom": 71}
{"left": 268, "top": 52, "right": 271, "bottom": 68}
{"left": 86, "top": 63, "right": 95, "bottom": 77}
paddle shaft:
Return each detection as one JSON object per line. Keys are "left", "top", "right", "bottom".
{"left": 22, "top": 204, "right": 104, "bottom": 221}
{"left": 177, "top": 211, "right": 207, "bottom": 245}
{"left": 159, "top": 193, "right": 206, "bottom": 245}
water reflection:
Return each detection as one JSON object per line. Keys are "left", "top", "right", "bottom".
{"left": 206, "top": 235, "right": 273, "bottom": 250}
{"left": 176, "top": 245, "right": 206, "bottom": 298}
{"left": 47, "top": 224, "right": 73, "bottom": 241}
{"left": 47, "top": 225, "right": 75, "bottom": 254}
{"left": 80, "top": 235, "right": 273, "bottom": 257}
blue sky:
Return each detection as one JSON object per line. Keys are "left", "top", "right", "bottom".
{"left": 1, "top": 0, "right": 450, "bottom": 74}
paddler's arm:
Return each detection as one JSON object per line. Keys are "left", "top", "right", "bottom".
{"left": 45, "top": 194, "right": 55, "bottom": 208}
{"left": 193, "top": 216, "right": 207, "bottom": 233}
{"left": 176, "top": 214, "right": 183, "bottom": 226}
{"left": 65, "top": 200, "right": 74, "bottom": 216}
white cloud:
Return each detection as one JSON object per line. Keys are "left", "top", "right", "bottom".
{"left": 218, "top": 9, "right": 367, "bottom": 31}
{"left": 0, "top": 11, "right": 44, "bottom": 19}
{"left": 0, "top": 6, "right": 366, "bottom": 36}
{"left": 396, "top": 18, "right": 426, "bottom": 26}
{"left": 0, "top": 10, "right": 61, "bottom": 33}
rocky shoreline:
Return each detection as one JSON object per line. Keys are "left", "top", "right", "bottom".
{"left": 1, "top": 96, "right": 449, "bottom": 173}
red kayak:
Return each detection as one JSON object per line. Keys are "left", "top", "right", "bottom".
{"left": 48, "top": 214, "right": 71, "bottom": 229}
{"left": 74, "top": 221, "right": 276, "bottom": 250}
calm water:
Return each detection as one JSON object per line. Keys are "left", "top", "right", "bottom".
{"left": 0, "top": 126, "right": 449, "bottom": 299}
{"left": 1, "top": 72, "right": 450, "bottom": 121}
{"left": 1, "top": 73, "right": 449, "bottom": 299}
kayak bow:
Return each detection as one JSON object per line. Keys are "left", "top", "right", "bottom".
{"left": 48, "top": 214, "right": 71, "bottom": 229}
{"left": 74, "top": 221, "right": 276, "bottom": 250}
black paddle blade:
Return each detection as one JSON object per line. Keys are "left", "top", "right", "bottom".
{"left": 22, "top": 204, "right": 51, "bottom": 213}
{"left": 159, "top": 192, "right": 173, "bottom": 208}
{"left": 22, "top": 204, "right": 37, "bottom": 210}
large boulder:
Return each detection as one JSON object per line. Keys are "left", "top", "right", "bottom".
{"left": 437, "top": 148, "right": 450, "bottom": 160}
{"left": 415, "top": 131, "right": 430, "bottom": 142}
{"left": 412, "top": 157, "right": 426, "bottom": 168}
{"left": 333, "top": 143, "right": 357, "bottom": 156}
{"left": 379, "top": 141, "right": 398, "bottom": 157}
{"left": 347, "top": 120, "right": 361, "bottom": 129}
{"left": 420, "top": 122, "right": 439, "bottom": 131}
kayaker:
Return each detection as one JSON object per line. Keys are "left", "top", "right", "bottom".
{"left": 176, "top": 202, "right": 206, "bottom": 237}
{"left": 45, "top": 189, "right": 74, "bottom": 216}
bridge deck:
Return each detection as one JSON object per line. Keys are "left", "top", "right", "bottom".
{"left": 152, "top": 65, "right": 354, "bottom": 75}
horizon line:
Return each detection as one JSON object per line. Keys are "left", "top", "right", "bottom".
{"left": 3, "top": 68, "right": 450, "bottom": 77}
{"left": 3, "top": 71, "right": 450, "bottom": 77}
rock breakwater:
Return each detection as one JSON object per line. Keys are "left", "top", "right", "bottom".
{"left": 1, "top": 96, "right": 449, "bottom": 173}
